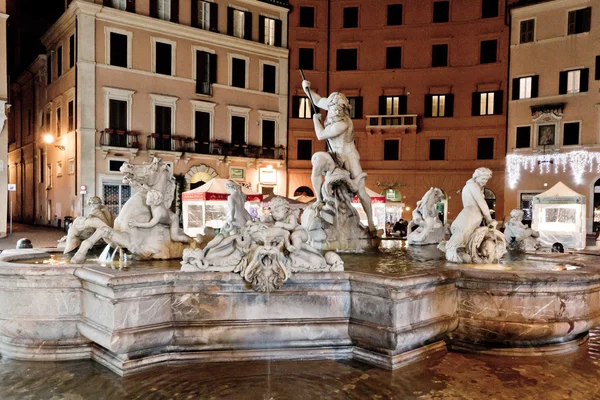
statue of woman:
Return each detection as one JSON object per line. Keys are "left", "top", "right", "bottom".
{"left": 442, "top": 168, "right": 497, "bottom": 263}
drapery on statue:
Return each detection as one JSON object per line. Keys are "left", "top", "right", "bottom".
{"left": 504, "top": 209, "right": 539, "bottom": 252}
{"left": 438, "top": 168, "right": 506, "bottom": 263}
{"left": 182, "top": 194, "right": 343, "bottom": 292}
{"left": 61, "top": 196, "right": 115, "bottom": 253}
{"left": 299, "top": 80, "right": 380, "bottom": 251}
{"left": 407, "top": 187, "right": 445, "bottom": 246}
{"left": 70, "top": 157, "right": 192, "bottom": 263}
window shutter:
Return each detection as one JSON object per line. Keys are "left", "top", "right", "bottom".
{"left": 209, "top": 2, "right": 218, "bottom": 32}
{"left": 398, "top": 95, "right": 407, "bottom": 114}
{"left": 582, "top": 7, "right": 591, "bottom": 32}
{"left": 292, "top": 96, "right": 300, "bottom": 118}
{"left": 353, "top": 97, "right": 363, "bottom": 119}
{"left": 567, "top": 10, "right": 575, "bottom": 34}
{"left": 103, "top": 0, "right": 111, "bottom": 5}
{"left": 244, "top": 12, "right": 252, "bottom": 40}
{"left": 171, "top": 0, "right": 179, "bottom": 23}
{"left": 445, "top": 94, "right": 454, "bottom": 117}
{"left": 209, "top": 53, "right": 217, "bottom": 84}
{"left": 378, "top": 96, "right": 387, "bottom": 115}
{"left": 596, "top": 56, "right": 600, "bottom": 80}
{"left": 472, "top": 92, "right": 480, "bottom": 116}
{"left": 580, "top": 68, "right": 589, "bottom": 92}
{"left": 424, "top": 95, "right": 432, "bottom": 117}
{"left": 126, "top": 0, "right": 135, "bottom": 11}
{"left": 191, "top": 0, "right": 198, "bottom": 27}
{"left": 258, "top": 16, "right": 265, "bottom": 43}
{"left": 150, "top": 0, "right": 157, "bottom": 17}
{"left": 227, "top": 7, "right": 233, "bottom": 36}
{"left": 493, "top": 90, "right": 503, "bottom": 115}
{"left": 559, "top": 71, "right": 568, "bottom": 94}
{"left": 531, "top": 75, "right": 539, "bottom": 98}
{"left": 511, "top": 78, "right": 519, "bottom": 100}
{"left": 275, "top": 19, "right": 282, "bottom": 47}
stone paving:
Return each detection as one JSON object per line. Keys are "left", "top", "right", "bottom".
{"left": 0, "top": 223, "right": 65, "bottom": 250}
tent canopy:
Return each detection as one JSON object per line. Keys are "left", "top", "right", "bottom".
{"left": 535, "top": 181, "right": 584, "bottom": 199}
{"left": 182, "top": 179, "right": 263, "bottom": 201}
{"left": 353, "top": 187, "right": 386, "bottom": 204}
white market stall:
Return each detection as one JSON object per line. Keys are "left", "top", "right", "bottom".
{"left": 352, "top": 188, "right": 386, "bottom": 231}
{"left": 182, "top": 179, "right": 263, "bottom": 237}
{"left": 532, "top": 182, "right": 586, "bottom": 250}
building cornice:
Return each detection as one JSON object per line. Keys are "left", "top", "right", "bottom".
{"left": 511, "top": 0, "right": 590, "bottom": 15}
{"left": 0, "top": 13, "right": 9, "bottom": 20}
{"left": 239, "top": 0, "right": 291, "bottom": 12}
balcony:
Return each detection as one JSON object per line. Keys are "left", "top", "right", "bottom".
{"left": 188, "top": 141, "right": 286, "bottom": 160}
{"left": 99, "top": 129, "right": 140, "bottom": 160}
{"left": 366, "top": 114, "right": 419, "bottom": 134}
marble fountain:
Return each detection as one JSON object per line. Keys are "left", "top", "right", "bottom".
{"left": 2, "top": 87, "right": 600, "bottom": 377}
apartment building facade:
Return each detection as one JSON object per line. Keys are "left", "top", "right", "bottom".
{"left": 505, "top": 0, "right": 600, "bottom": 232}
{"left": 0, "top": 0, "right": 7, "bottom": 236}
{"left": 8, "top": 0, "right": 289, "bottom": 224}
{"left": 287, "top": 0, "right": 509, "bottom": 222}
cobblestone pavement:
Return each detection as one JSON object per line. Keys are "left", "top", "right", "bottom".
{"left": 0, "top": 223, "right": 64, "bottom": 250}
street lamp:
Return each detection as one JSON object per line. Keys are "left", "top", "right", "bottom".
{"left": 43, "top": 133, "right": 66, "bottom": 150}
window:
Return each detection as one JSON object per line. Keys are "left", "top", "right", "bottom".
{"left": 155, "top": 41, "right": 173, "bottom": 76}
{"left": 516, "top": 126, "right": 531, "bottom": 148}
{"left": 477, "top": 138, "right": 494, "bottom": 160}
{"left": 568, "top": 7, "right": 591, "bottom": 35}
{"left": 384, "top": 140, "right": 399, "bottom": 160}
{"left": 154, "top": 105, "right": 172, "bottom": 150}
{"left": 231, "top": 115, "right": 246, "bottom": 144}
{"left": 103, "top": 181, "right": 132, "bottom": 216}
{"left": 379, "top": 95, "right": 407, "bottom": 116}
{"left": 336, "top": 48, "right": 358, "bottom": 71}
{"left": 56, "top": 46, "right": 63, "bottom": 77}
{"left": 386, "top": 47, "right": 402, "bottom": 69}
{"left": 481, "top": 0, "right": 498, "bottom": 19}
{"left": 156, "top": 0, "right": 171, "bottom": 20}
{"left": 231, "top": 57, "right": 247, "bottom": 88}
{"left": 194, "top": 0, "right": 217, "bottom": 31}
{"left": 433, "top": 1, "right": 449, "bottom": 23}
{"left": 559, "top": 69, "right": 589, "bottom": 94}
{"left": 262, "top": 120, "right": 276, "bottom": 156}
{"left": 259, "top": 16, "right": 281, "bottom": 46}
{"left": 299, "top": 6, "right": 315, "bottom": 28}
{"left": 194, "top": 110, "right": 211, "bottom": 153}
{"left": 348, "top": 97, "right": 363, "bottom": 119}
{"left": 56, "top": 108, "right": 61, "bottom": 137}
{"left": 262, "top": 63, "right": 276, "bottom": 94}
{"left": 512, "top": 76, "right": 538, "bottom": 100}
{"left": 299, "top": 48, "right": 314, "bottom": 70}
{"left": 195, "top": 50, "right": 216, "bottom": 95}
{"left": 480, "top": 40, "right": 497, "bottom": 64}
{"left": 297, "top": 139, "right": 312, "bottom": 160}
{"left": 228, "top": 8, "right": 251, "bottom": 40}
{"left": 472, "top": 91, "right": 502, "bottom": 116}
{"left": 47, "top": 53, "right": 52, "bottom": 84}
{"left": 429, "top": 139, "right": 446, "bottom": 160}
{"left": 39, "top": 149, "right": 44, "bottom": 183}
{"left": 432, "top": 44, "right": 448, "bottom": 67}
{"left": 343, "top": 7, "right": 359, "bottom": 28}
{"left": 596, "top": 56, "right": 600, "bottom": 81}
{"left": 563, "top": 122, "right": 580, "bottom": 146}
{"left": 108, "top": 99, "right": 127, "bottom": 147}
{"left": 108, "top": 0, "right": 127, "bottom": 11}
{"left": 68, "top": 100, "right": 74, "bottom": 132}
{"left": 69, "top": 34, "right": 75, "bottom": 68}
{"left": 520, "top": 19, "right": 534, "bottom": 43}
{"left": 109, "top": 32, "right": 128, "bottom": 68}
{"left": 292, "top": 96, "right": 312, "bottom": 118}
{"left": 109, "top": 160, "right": 126, "bottom": 172}
{"left": 387, "top": 4, "right": 403, "bottom": 25}
{"left": 425, "top": 94, "right": 454, "bottom": 117}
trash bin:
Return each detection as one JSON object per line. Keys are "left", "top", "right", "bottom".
{"left": 64, "top": 216, "right": 73, "bottom": 232}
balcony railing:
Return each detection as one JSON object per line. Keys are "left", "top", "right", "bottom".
{"left": 366, "top": 114, "right": 419, "bottom": 133}
{"left": 147, "top": 134, "right": 181, "bottom": 152}
{"left": 100, "top": 129, "right": 140, "bottom": 148}
{"left": 188, "top": 141, "right": 286, "bottom": 160}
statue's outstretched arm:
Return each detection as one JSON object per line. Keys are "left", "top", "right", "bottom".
{"left": 314, "top": 117, "right": 347, "bottom": 140}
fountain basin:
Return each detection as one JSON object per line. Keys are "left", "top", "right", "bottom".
{"left": 1, "top": 249, "right": 599, "bottom": 374}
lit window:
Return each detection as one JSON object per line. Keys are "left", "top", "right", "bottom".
{"left": 479, "top": 92, "right": 495, "bottom": 115}
{"left": 233, "top": 10, "right": 245, "bottom": 39}
{"left": 157, "top": 0, "right": 171, "bottom": 20}
{"left": 432, "top": 95, "right": 446, "bottom": 117}
{"left": 386, "top": 97, "right": 401, "bottom": 115}
{"left": 112, "top": 0, "right": 126, "bottom": 10}
{"left": 567, "top": 70, "right": 581, "bottom": 93}
{"left": 299, "top": 98, "right": 311, "bottom": 118}
{"left": 519, "top": 77, "right": 532, "bottom": 99}
{"left": 264, "top": 17, "right": 276, "bottom": 46}
{"left": 198, "top": 1, "right": 210, "bottom": 30}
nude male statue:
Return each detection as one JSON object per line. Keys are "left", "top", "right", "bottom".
{"left": 302, "top": 79, "right": 375, "bottom": 232}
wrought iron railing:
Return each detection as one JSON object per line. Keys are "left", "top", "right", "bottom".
{"left": 99, "top": 129, "right": 139, "bottom": 148}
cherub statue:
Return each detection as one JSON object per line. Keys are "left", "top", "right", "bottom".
{"left": 467, "top": 226, "right": 507, "bottom": 264}
{"left": 261, "top": 196, "right": 303, "bottom": 252}
{"left": 62, "top": 196, "right": 115, "bottom": 253}
{"left": 129, "top": 190, "right": 191, "bottom": 243}
{"left": 504, "top": 209, "right": 539, "bottom": 252}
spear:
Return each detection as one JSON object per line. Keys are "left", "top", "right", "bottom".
{"left": 300, "top": 69, "right": 334, "bottom": 156}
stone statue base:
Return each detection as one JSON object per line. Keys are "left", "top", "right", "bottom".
{"left": 407, "top": 224, "right": 445, "bottom": 246}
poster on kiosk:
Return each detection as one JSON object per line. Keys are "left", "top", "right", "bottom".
{"left": 532, "top": 182, "right": 586, "bottom": 250}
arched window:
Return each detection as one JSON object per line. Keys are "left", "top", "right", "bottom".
{"left": 293, "top": 186, "right": 314, "bottom": 197}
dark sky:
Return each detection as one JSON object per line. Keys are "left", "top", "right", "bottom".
{"left": 7, "top": 0, "right": 65, "bottom": 80}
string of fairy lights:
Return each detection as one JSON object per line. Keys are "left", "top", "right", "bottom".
{"left": 507, "top": 150, "right": 600, "bottom": 189}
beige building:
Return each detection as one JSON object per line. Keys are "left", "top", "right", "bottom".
{"left": 506, "top": 0, "right": 600, "bottom": 232}
{"left": 0, "top": 0, "right": 7, "bottom": 237}
{"left": 8, "top": 0, "right": 289, "bottom": 224}
{"left": 287, "top": 0, "right": 509, "bottom": 223}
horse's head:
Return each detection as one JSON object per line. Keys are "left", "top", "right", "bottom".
{"left": 120, "top": 157, "right": 173, "bottom": 189}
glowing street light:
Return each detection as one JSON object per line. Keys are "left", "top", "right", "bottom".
{"left": 43, "top": 134, "right": 54, "bottom": 144}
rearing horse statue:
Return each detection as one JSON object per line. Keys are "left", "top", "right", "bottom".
{"left": 70, "top": 157, "right": 191, "bottom": 263}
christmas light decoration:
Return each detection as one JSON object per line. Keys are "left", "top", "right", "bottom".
{"left": 507, "top": 150, "right": 600, "bottom": 189}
